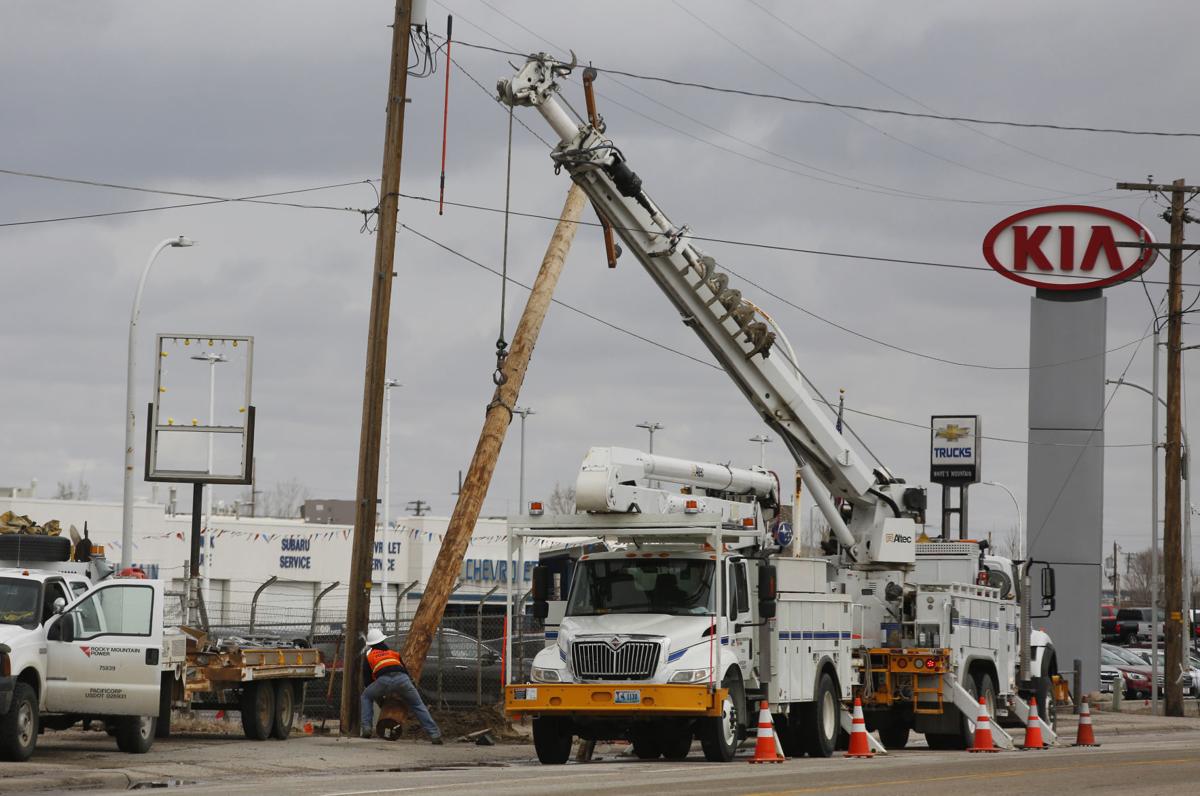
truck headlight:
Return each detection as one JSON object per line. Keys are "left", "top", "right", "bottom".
{"left": 531, "top": 666, "right": 562, "bottom": 683}
{"left": 669, "top": 668, "right": 710, "bottom": 684}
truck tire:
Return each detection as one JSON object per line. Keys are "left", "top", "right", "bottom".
{"left": 0, "top": 682, "right": 38, "bottom": 761}
{"left": 0, "top": 534, "right": 71, "bottom": 562}
{"left": 271, "top": 681, "right": 295, "bottom": 740}
{"left": 630, "top": 724, "right": 661, "bottom": 759}
{"left": 114, "top": 716, "right": 155, "bottom": 754}
{"left": 877, "top": 719, "right": 909, "bottom": 750}
{"left": 155, "top": 673, "right": 173, "bottom": 739}
{"left": 240, "top": 682, "right": 275, "bottom": 740}
{"left": 958, "top": 669, "right": 997, "bottom": 746}
{"left": 698, "top": 671, "right": 743, "bottom": 762}
{"left": 797, "top": 671, "right": 839, "bottom": 758}
{"left": 659, "top": 721, "right": 693, "bottom": 760}
{"left": 532, "top": 716, "right": 572, "bottom": 764}
{"left": 1121, "top": 630, "right": 1137, "bottom": 646}
{"left": 1034, "top": 676, "right": 1057, "bottom": 733}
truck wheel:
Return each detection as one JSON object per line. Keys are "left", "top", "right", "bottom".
{"left": 115, "top": 716, "right": 155, "bottom": 754}
{"left": 698, "top": 671, "right": 743, "bottom": 762}
{"left": 1034, "top": 677, "right": 1057, "bottom": 733}
{"left": 630, "top": 724, "right": 662, "bottom": 759}
{"left": 959, "top": 669, "right": 997, "bottom": 746}
{"left": 532, "top": 716, "right": 572, "bottom": 764}
{"left": 240, "top": 682, "right": 275, "bottom": 740}
{"left": 797, "top": 671, "right": 838, "bottom": 758}
{"left": 155, "top": 672, "right": 173, "bottom": 739}
{"left": 271, "top": 681, "right": 296, "bottom": 740}
{"left": 1122, "top": 631, "right": 1137, "bottom": 646}
{"left": 659, "top": 721, "right": 693, "bottom": 760}
{"left": 926, "top": 732, "right": 964, "bottom": 750}
{"left": 0, "top": 683, "right": 38, "bottom": 761}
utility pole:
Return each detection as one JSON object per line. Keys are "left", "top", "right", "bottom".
{"left": 341, "top": 0, "right": 414, "bottom": 735}
{"left": 1117, "top": 177, "right": 1200, "bottom": 717}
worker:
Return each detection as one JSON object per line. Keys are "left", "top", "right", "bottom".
{"left": 360, "top": 628, "right": 443, "bottom": 743}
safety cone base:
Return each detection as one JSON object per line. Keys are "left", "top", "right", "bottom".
{"left": 1073, "top": 742, "right": 1101, "bottom": 747}
{"left": 968, "top": 745, "right": 1000, "bottom": 753}
{"left": 748, "top": 758, "right": 785, "bottom": 764}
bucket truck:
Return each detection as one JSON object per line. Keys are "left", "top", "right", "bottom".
{"left": 497, "top": 55, "right": 1059, "bottom": 763}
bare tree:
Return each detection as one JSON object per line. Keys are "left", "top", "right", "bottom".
{"left": 262, "top": 478, "right": 308, "bottom": 518}
{"left": 54, "top": 474, "right": 90, "bottom": 501}
{"left": 1122, "top": 549, "right": 1158, "bottom": 607}
{"left": 547, "top": 482, "right": 576, "bottom": 515}
{"left": 994, "top": 523, "right": 1022, "bottom": 561}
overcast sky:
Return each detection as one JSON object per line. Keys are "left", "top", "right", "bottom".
{"left": 4, "top": 1, "right": 1200, "bottom": 560}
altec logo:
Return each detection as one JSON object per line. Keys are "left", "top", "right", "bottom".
{"left": 983, "top": 205, "right": 1156, "bottom": 291}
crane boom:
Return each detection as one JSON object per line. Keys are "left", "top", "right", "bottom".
{"left": 499, "top": 56, "right": 923, "bottom": 564}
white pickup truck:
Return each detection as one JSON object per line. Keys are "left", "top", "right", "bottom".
{"left": 0, "top": 559, "right": 165, "bottom": 761}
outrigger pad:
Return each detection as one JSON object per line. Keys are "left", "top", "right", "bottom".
{"left": 375, "top": 717, "right": 402, "bottom": 741}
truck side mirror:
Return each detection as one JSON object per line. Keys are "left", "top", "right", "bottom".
{"left": 531, "top": 565, "right": 552, "bottom": 620}
{"left": 758, "top": 565, "right": 777, "bottom": 620}
{"left": 47, "top": 616, "right": 73, "bottom": 643}
{"left": 1040, "top": 566, "right": 1056, "bottom": 613}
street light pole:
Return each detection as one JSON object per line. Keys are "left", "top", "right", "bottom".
{"left": 636, "top": 421, "right": 665, "bottom": 489}
{"left": 383, "top": 378, "right": 401, "bottom": 607}
{"left": 122, "top": 236, "right": 195, "bottom": 569}
{"left": 190, "top": 351, "right": 227, "bottom": 608}
{"left": 981, "top": 481, "right": 1023, "bottom": 560}
{"left": 749, "top": 434, "right": 772, "bottom": 468}
{"left": 514, "top": 407, "right": 535, "bottom": 510}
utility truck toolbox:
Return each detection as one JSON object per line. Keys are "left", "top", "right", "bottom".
{"left": 506, "top": 683, "right": 726, "bottom": 717}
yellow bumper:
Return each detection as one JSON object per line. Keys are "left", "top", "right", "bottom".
{"left": 505, "top": 683, "right": 727, "bottom": 718}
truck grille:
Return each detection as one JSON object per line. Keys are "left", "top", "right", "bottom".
{"left": 572, "top": 640, "right": 660, "bottom": 680}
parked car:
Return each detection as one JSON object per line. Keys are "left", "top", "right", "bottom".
{"left": 1122, "top": 646, "right": 1199, "bottom": 696}
{"left": 1113, "top": 607, "right": 1163, "bottom": 646}
{"left": 1101, "top": 604, "right": 1120, "bottom": 642}
{"left": 1100, "top": 645, "right": 1157, "bottom": 698}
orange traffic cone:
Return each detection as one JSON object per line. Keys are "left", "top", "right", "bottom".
{"left": 303, "top": 721, "right": 314, "bottom": 735}
{"left": 749, "top": 700, "right": 786, "bottom": 763}
{"left": 844, "top": 697, "right": 874, "bottom": 758}
{"left": 1019, "top": 696, "right": 1047, "bottom": 750}
{"left": 1074, "top": 696, "right": 1100, "bottom": 747}
{"left": 968, "top": 696, "right": 1000, "bottom": 752}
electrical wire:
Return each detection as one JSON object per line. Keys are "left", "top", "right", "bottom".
{"left": 398, "top": 221, "right": 1153, "bottom": 450}
{"left": 453, "top": 40, "right": 1200, "bottom": 139}
{"left": 743, "top": 0, "right": 1115, "bottom": 183}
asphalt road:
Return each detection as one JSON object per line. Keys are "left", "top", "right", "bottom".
{"left": 6, "top": 710, "right": 1200, "bottom": 795}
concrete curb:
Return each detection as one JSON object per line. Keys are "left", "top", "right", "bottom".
{"left": 0, "top": 769, "right": 131, "bottom": 794}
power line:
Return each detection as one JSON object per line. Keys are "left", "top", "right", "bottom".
{"left": 399, "top": 221, "right": 1153, "bottom": 450}
{"left": 742, "top": 0, "right": 1115, "bottom": 183}
{"left": 450, "top": 3, "right": 1114, "bottom": 207}
{"left": 453, "top": 40, "right": 1200, "bottom": 139}
{"left": 396, "top": 190, "right": 1200, "bottom": 289}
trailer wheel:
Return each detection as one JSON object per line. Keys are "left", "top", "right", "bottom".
{"left": 532, "top": 716, "right": 572, "bottom": 764}
{"left": 115, "top": 716, "right": 155, "bottom": 754}
{"left": 0, "top": 683, "right": 38, "bottom": 761}
{"left": 698, "top": 670, "right": 742, "bottom": 762}
{"left": 271, "top": 681, "right": 296, "bottom": 740}
{"left": 240, "top": 682, "right": 275, "bottom": 740}
{"left": 794, "top": 671, "right": 838, "bottom": 758}
{"left": 630, "top": 724, "right": 662, "bottom": 759}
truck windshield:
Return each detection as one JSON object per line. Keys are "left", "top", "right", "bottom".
{"left": 567, "top": 558, "right": 714, "bottom": 616}
{"left": 0, "top": 578, "right": 42, "bottom": 629}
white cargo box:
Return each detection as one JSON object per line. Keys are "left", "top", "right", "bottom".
{"left": 775, "top": 558, "right": 828, "bottom": 594}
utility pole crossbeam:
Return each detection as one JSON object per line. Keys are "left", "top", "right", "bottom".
{"left": 341, "top": 0, "right": 414, "bottom": 736}
{"left": 1116, "top": 177, "right": 1200, "bottom": 717}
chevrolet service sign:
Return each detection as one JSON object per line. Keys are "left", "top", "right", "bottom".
{"left": 930, "top": 415, "right": 980, "bottom": 485}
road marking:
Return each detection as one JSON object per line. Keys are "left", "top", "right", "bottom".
{"left": 320, "top": 765, "right": 693, "bottom": 796}
{"left": 743, "top": 756, "right": 1200, "bottom": 795}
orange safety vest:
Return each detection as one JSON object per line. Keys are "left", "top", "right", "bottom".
{"left": 366, "top": 647, "right": 405, "bottom": 679}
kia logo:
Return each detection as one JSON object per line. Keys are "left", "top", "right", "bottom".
{"left": 983, "top": 205, "right": 1156, "bottom": 291}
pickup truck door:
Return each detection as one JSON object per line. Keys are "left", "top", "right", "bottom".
{"left": 43, "top": 580, "right": 164, "bottom": 716}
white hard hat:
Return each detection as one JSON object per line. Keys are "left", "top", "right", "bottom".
{"left": 365, "top": 628, "right": 387, "bottom": 648}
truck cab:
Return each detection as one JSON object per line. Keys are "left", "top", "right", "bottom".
{"left": 0, "top": 562, "right": 165, "bottom": 761}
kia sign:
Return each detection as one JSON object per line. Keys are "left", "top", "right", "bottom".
{"left": 931, "top": 415, "right": 980, "bottom": 485}
{"left": 983, "top": 205, "right": 1156, "bottom": 291}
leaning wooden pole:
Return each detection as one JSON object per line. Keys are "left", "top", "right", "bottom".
{"left": 400, "top": 183, "right": 586, "bottom": 682}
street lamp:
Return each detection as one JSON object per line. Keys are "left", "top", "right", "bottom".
{"left": 1108, "top": 375, "right": 1193, "bottom": 715}
{"left": 514, "top": 407, "right": 535, "bottom": 510}
{"left": 636, "top": 421, "right": 665, "bottom": 489}
{"left": 980, "top": 481, "right": 1023, "bottom": 560}
{"left": 122, "top": 236, "right": 195, "bottom": 568}
{"left": 383, "top": 378, "right": 401, "bottom": 603}
{"left": 749, "top": 433, "right": 772, "bottom": 468}
{"left": 190, "top": 351, "right": 228, "bottom": 607}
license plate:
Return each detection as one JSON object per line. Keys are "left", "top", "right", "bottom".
{"left": 614, "top": 690, "right": 641, "bottom": 704}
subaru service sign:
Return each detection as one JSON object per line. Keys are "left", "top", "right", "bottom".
{"left": 930, "top": 415, "right": 980, "bottom": 485}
